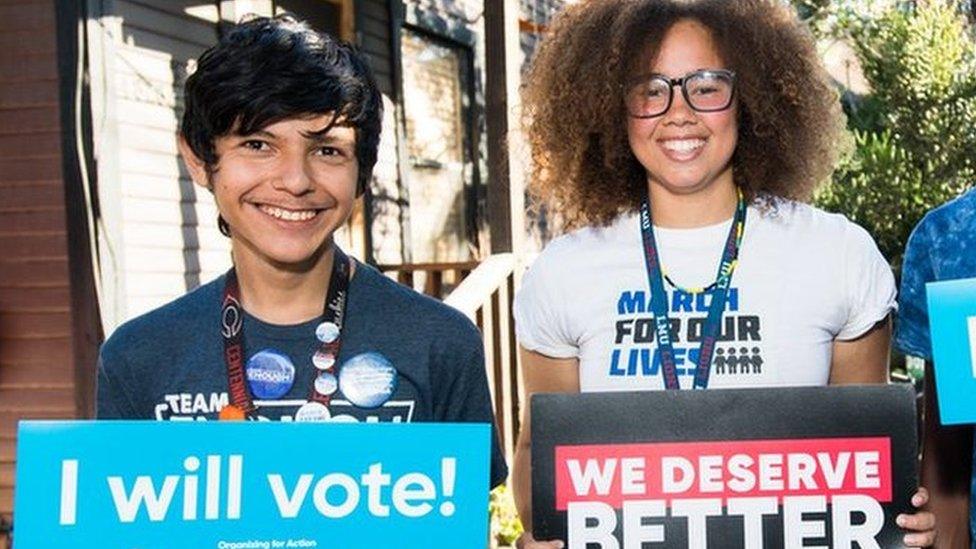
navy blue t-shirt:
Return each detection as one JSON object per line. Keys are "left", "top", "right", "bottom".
{"left": 97, "top": 262, "right": 508, "bottom": 487}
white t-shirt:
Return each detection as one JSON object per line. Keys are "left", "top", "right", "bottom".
{"left": 514, "top": 200, "right": 896, "bottom": 392}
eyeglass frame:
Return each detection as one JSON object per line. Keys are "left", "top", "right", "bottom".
{"left": 625, "top": 69, "right": 737, "bottom": 119}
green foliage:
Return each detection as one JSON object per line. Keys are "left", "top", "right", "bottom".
{"left": 811, "top": 2, "right": 976, "bottom": 270}
{"left": 489, "top": 484, "right": 523, "bottom": 547}
{"left": 791, "top": 0, "right": 900, "bottom": 40}
{"left": 794, "top": 0, "right": 833, "bottom": 26}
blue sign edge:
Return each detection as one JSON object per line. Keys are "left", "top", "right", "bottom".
{"left": 12, "top": 420, "right": 493, "bottom": 548}
{"left": 925, "top": 278, "right": 976, "bottom": 425}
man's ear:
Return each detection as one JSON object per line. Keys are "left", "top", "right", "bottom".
{"left": 177, "top": 136, "right": 212, "bottom": 190}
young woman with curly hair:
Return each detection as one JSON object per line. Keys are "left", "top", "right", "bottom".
{"left": 511, "top": 1, "right": 937, "bottom": 546}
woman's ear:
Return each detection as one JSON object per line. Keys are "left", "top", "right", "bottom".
{"left": 177, "top": 136, "right": 212, "bottom": 190}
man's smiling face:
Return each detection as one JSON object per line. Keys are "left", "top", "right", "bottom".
{"left": 186, "top": 113, "right": 359, "bottom": 269}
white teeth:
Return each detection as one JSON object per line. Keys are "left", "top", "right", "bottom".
{"left": 662, "top": 139, "right": 706, "bottom": 153}
{"left": 258, "top": 204, "right": 318, "bottom": 221}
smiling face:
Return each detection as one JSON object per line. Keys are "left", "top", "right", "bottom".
{"left": 180, "top": 114, "right": 358, "bottom": 269}
{"left": 626, "top": 19, "right": 738, "bottom": 197}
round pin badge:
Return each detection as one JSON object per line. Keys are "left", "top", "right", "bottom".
{"left": 314, "top": 372, "right": 338, "bottom": 396}
{"left": 315, "top": 321, "right": 340, "bottom": 344}
{"left": 294, "top": 401, "right": 331, "bottom": 422}
{"left": 245, "top": 349, "right": 296, "bottom": 400}
{"left": 339, "top": 352, "right": 398, "bottom": 409}
{"left": 312, "top": 349, "right": 336, "bottom": 371}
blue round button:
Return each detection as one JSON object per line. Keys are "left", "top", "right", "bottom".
{"left": 338, "top": 352, "right": 398, "bottom": 409}
{"left": 245, "top": 349, "right": 296, "bottom": 400}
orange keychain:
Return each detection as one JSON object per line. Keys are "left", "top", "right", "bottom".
{"left": 218, "top": 404, "right": 247, "bottom": 421}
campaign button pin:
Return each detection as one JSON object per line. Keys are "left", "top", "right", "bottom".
{"left": 314, "top": 372, "right": 338, "bottom": 396}
{"left": 245, "top": 349, "right": 296, "bottom": 400}
{"left": 312, "top": 350, "right": 336, "bottom": 370}
{"left": 315, "top": 322, "right": 340, "bottom": 343}
{"left": 294, "top": 401, "right": 331, "bottom": 422}
{"left": 339, "top": 352, "right": 398, "bottom": 409}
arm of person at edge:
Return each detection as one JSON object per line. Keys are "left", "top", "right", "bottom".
{"left": 897, "top": 220, "right": 971, "bottom": 549}
{"left": 829, "top": 316, "right": 936, "bottom": 548}
{"left": 515, "top": 316, "right": 938, "bottom": 549}
{"left": 513, "top": 346, "right": 578, "bottom": 549}
{"left": 919, "top": 360, "right": 973, "bottom": 549}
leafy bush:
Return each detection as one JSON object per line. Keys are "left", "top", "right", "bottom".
{"left": 811, "top": 2, "right": 976, "bottom": 271}
{"left": 489, "top": 484, "right": 523, "bottom": 547}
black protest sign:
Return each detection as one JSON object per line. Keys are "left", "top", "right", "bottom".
{"left": 531, "top": 385, "right": 917, "bottom": 548}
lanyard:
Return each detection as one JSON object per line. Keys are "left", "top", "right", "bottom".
{"left": 221, "top": 246, "right": 351, "bottom": 416}
{"left": 638, "top": 190, "right": 746, "bottom": 390}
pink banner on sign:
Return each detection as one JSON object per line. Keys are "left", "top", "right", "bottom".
{"left": 554, "top": 437, "right": 892, "bottom": 510}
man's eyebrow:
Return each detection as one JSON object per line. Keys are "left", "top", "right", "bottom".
{"left": 240, "top": 129, "right": 277, "bottom": 139}
{"left": 301, "top": 129, "right": 355, "bottom": 145}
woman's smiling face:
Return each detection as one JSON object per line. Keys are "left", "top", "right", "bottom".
{"left": 626, "top": 19, "right": 738, "bottom": 197}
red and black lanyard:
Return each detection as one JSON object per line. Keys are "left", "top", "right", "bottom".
{"left": 220, "top": 246, "right": 351, "bottom": 417}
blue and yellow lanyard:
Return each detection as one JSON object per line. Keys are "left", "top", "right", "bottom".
{"left": 638, "top": 189, "right": 747, "bottom": 390}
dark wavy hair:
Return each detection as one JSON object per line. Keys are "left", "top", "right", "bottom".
{"left": 523, "top": 0, "right": 847, "bottom": 229}
{"left": 180, "top": 14, "right": 382, "bottom": 196}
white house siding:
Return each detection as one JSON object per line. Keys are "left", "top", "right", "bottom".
{"left": 88, "top": 0, "right": 229, "bottom": 332}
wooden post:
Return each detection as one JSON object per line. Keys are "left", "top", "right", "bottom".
{"left": 485, "top": 1, "right": 528, "bottom": 480}
{"left": 336, "top": 0, "right": 355, "bottom": 42}
{"left": 484, "top": 0, "right": 526, "bottom": 257}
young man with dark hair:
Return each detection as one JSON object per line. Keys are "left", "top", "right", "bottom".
{"left": 96, "top": 15, "right": 507, "bottom": 488}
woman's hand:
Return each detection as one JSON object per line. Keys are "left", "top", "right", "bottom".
{"left": 516, "top": 532, "right": 564, "bottom": 549}
{"left": 897, "top": 487, "right": 937, "bottom": 547}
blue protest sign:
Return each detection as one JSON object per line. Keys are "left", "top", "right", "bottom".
{"left": 14, "top": 421, "right": 490, "bottom": 548}
{"left": 926, "top": 277, "right": 976, "bottom": 425}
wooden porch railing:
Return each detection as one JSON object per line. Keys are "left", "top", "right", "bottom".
{"left": 443, "top": 254, "right": 522, "bottom": 468}
{"left": 377, "top": 260, "right": 482, "bottom": 299}
{"left": 379, "top": 255, "right": 524, "bottom": 466}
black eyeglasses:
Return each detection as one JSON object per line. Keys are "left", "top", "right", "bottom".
{"left": 625, "top": 69, "right": 736, "bottom": 119}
